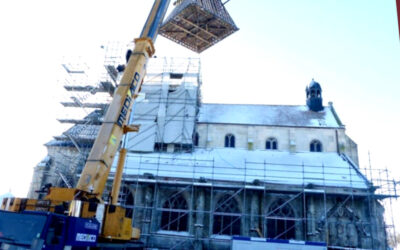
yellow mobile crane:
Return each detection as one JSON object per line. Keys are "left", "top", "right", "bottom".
{"left": 0, "top": 0, "right": 237, "bottom": 249}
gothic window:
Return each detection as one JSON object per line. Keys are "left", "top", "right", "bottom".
{"left": 224, "top": 134, "right": 235, "bottom": 148}
{"left": 213, "top": 194, "right": 241, "bottom": 235}
{"left": 266, "top": 199, "right": 295, "bottom": 239}
{"left": 266, "top": 137, "right": 278, "bottom": 150}
{"left": 161, "top": 193, "right": 188, "bottom": 232}
{"left": 310, "top": 140, "right": 322, "bottom": 152}
{"left": 194, "top": 132, "right": 199, "bottom": 146}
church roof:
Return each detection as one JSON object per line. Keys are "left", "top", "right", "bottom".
{"left": 198, "top": 103, "right": 343, "bottom": 128}
{"left": 116, "top": 148, "right": 368, "bottom": 190}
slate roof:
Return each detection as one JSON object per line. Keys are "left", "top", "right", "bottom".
{"left": 117, "top": 148, "right": 368, "bottom": 189}
{"left": 198, "top": 103, "right": 343, "bottom": 128}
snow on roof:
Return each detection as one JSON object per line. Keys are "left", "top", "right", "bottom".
{"left": 198, "top": 104, "right": 342, "bottom": 128}
{"left": 117, "top": 148, "right": 368, "bottom": 189}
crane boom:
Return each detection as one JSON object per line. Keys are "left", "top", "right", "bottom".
{"left": 76, "top": 38, "right": 151, "bottom": 196}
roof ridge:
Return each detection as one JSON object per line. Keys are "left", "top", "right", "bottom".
{"left": 198, "top": 103, "right": 340, "bottom": 128}
{"left": 202, "top": 103, "right": 310, "bottom": 107}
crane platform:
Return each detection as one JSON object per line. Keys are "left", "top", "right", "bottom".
{"left": 159, "top": 0, "right": 238, "bottom": 53}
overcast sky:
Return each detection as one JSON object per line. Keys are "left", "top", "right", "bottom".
{"left": 0, "top": 0, "right": 399, "bottom": 226}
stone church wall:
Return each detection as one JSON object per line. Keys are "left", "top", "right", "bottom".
{"left": 197, "top": 123, "right": 348, "bottom": 154}
{"left": 125, "top": 182, "right": 387, "bottom": 250}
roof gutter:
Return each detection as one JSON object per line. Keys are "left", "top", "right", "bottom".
{"left": 197, "top": 122, "right": 344, "bottom": 130}
{"left": 341, "top": 153, "right": 372, "bottom": 187}
{"left": 328, "top": 102, "right": 344, "bottom": 127}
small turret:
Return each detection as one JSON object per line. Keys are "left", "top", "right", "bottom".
{"left": 306, "top": 79, "right": 323, "bottom": 112}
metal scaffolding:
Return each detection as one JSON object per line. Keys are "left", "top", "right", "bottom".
{"left": 117, "top": 154, "right": 399, "bottom": 249}
{"left": 31, "top": 43, "right": 121, "bottom": 194}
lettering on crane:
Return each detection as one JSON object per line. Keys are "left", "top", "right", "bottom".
{"left": 117, "top": 72, "right": 140, "bottom": 127}
{"left": 76, "top": 233, "right": 97, "bottom": 242}
{"left": 84, "top": 222, "right": 99, "bottom": 230}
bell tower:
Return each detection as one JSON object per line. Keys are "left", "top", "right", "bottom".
{"left": 306, "top": 79, "right": 323, "bottom": 112}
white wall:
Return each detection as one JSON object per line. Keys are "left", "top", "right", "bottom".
{"left": 197, "top": 123, "right": 351, "bottom": 155}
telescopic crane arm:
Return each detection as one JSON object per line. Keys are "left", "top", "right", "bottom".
{"left": 76, "top": 0, "right": 171, "bottom": 199}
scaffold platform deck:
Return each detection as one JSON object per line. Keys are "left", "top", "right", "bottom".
{"left": 160, "top": 0, "right": 238, "bottom": 53}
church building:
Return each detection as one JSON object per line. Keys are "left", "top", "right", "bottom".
{"left": 28, "top": 57, "right": 391, "bottom": 249}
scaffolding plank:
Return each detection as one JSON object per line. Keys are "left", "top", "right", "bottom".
{"left": 57, "top": 119, "right": 102, "bottom": 125}
{"left": 180, "top": 16, "right": 219, "bottom": 39}
{"left": 62, "top": 64, "right": 85, "bottom": 74}
{"left": 64, "top": 85, "right": 98, "bottom": 92}
{"left": 64, "top": 83, "right": 114, "bottom": 97}
{"left": 61, "top": 102, "right": 108, "bottom": 109}
{"left": 169, "top": 22, "right": 211, "bottom": 45}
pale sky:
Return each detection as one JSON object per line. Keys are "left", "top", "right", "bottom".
{"left": 0, "top": 0, "right": 399, "bottom": 226}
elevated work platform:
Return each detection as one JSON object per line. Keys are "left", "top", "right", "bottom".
{"left": 160, "top": 0, "right": 238, "bottom": 53}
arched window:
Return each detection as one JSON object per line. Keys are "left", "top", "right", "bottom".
{"left": 213, "top": 194, "right": 241, "bottom": 235}
{"left": 266, "top": 137, "right": 278, "bottom": 150}
{"left": 161, "top": 193, "right": 188, "bottom": 232}
{"left": 310, "top": 140, "right": 322, "bottom": 152}
{"left": 266, "top": 199, "right": 295, "bottom": 239}
{"left": 193, "top": 132, "right": 199, "bottom": 146}
{"left": 224, "top": 134, "right": 235, "bottom": 148}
